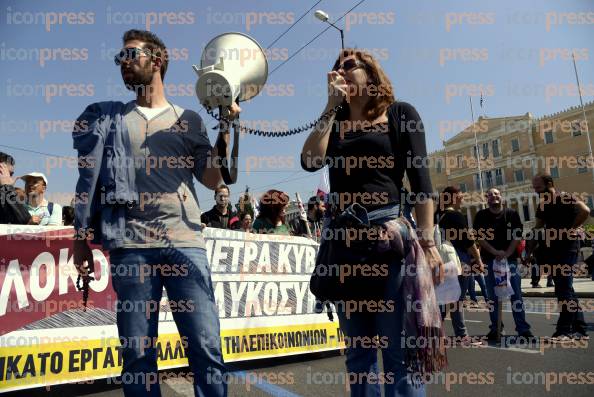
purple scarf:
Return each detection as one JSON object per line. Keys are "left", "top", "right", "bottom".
{"left": 377, "top": 218, "right": 448, "bottom": 383}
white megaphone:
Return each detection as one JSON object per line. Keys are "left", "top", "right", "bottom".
{"left": 193, "top": 32, "right": 268, "bottom": 109}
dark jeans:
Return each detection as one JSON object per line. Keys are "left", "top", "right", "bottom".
{"left": 330, "top": 202, "right": 424, "bottom": 396}
{"left": 531, "top": 263, "right": 554, "bottom": 286}
{"left": 335, "top": 262, "right": 425, "bottom": 397}
{"left": 455, "top": 249, "right": 488, "bottom": 302}
{"left": 440, "top": 276, "right": 468, "bottom": 338}
{"left": 485, "top": 260, "right": 531, "bottom": 334}
{"left": 109, "top": 247, "right": 226, "bottom": 397}
{"left": 546, "top": 252, "right": 588, "bottom": 335}
{"left": 465, "top": 273, "right": 488, "bottom": 302}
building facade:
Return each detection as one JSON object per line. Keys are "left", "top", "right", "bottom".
{"left": 429, "top": 101, "right": 594, "bottom": 231}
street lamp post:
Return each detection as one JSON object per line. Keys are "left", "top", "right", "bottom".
{"left": 314, "top": 10, "right": 345, "bottom": 49}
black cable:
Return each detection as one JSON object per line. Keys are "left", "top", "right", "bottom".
{"left": 205, "top": 104, "right": 342, "bottom": 137}
{"left": 266, "top": 0, "right": 324, "bottom": 49}
{"left": 269, "top": 0, "right": 368, "bottom": 78}
{"left": 0, "top": 144, "right": 74, "bottom": 160}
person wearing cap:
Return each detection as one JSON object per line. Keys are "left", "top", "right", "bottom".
{"left": 22, "top": 172, "right": 62, "bottom": 226}
{"left": 0, "top": 151, "right": 32, "bottom": 225}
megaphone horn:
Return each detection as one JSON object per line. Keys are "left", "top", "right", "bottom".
{"left": 194, "top": 32, "right": 269, "bottom": 109}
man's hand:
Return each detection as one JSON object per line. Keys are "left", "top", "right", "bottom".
{"left": 227, "top": 102, "right": 241, "bottom": 120}
{"left": 495, "top": 250, "right": 507, "bottom": 261}
{"left": 475, "top": 260, "right": 485, "bottom": 274}
{"left": 73, "top": 239, "right": 94, "bottom": 277}
{"left": 0, "top": 163, "right": 14, "bottom": 185}
{"left": 29, "top": 215, "right": 42, "bottom": 225}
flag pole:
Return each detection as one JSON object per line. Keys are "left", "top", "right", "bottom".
{"left": 443, "top": 138, "right": 449, "bottom": 186}
{"left": 470, "top": 96, "right": 485, "bottom": 208}
{"left": 572, "top": 51, "right": 594, "bottom": 183}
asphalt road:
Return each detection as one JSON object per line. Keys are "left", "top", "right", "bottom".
{"left": 5, "top": 297, "right": 594, "bottom": 397}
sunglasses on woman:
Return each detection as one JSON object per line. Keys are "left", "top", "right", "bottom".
{"left": 334, "top": 58, "right": 364, "bottom": 72}
{"left": 114, "top": 47, "right": 152, "bottom": 66}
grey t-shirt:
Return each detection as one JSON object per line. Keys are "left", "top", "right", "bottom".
{"left": 121, "top": 101, "right": 212, "bottom": 249}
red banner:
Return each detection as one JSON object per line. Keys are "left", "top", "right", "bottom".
{"left": 0, "top": 227, "right": 115, "bottom": 336}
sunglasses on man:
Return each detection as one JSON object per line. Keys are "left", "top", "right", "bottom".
{"left": 334, "top": 58, "right": 365, "bottom": 72}
{"left": 114, "top": 47, "right": 155, "bottom": 66}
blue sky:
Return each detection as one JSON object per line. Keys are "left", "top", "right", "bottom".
{"left": 0, "top": 0, "right": 592, "bottom": 208}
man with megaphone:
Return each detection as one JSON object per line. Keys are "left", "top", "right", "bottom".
{"left": 72, "top": 29, "right": 236, "bottom": 397}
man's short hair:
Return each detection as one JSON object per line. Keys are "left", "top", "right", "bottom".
{"left": 215, "top": 184, "right": 230, "bottom": 195}
{"left": 122, "top": 29, "right": 168, "bottom": 81}
{"left": 534, "top": 173, "right": 554, "bottom": 187}
{"left": 307, "top": 195, "right": 322, "bottom": 211}
{"left": 0, "top": 152, "right": 15, "bottom": 166}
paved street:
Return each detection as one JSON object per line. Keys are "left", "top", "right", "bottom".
{"left": 6, "top": 297, "right": 594, "bottom": 397}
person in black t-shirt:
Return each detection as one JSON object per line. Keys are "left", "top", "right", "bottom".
{"left": 473, "top": 188, "right": 533, "bottom": 341}
{"left": 200, "top": 184, "right": 236, "bottom": 229}
{"left": 528, "top": 173, "right": 590, "bottom": 340}
{"left": 437, "top": 186, "right": 484, "bottom": 345}
{"left": 288, "top": 195, "right": 325, "bottom": 241}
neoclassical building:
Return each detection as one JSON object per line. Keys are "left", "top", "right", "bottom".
{"left": 428, "top": 101, "right": 594, "bottom": 232}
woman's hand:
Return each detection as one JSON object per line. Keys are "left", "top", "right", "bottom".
{"left": 327, "top": 71, "right": 348, "bottom": 108}
{"left": 423, "top": 245, "right": 445, "bottom": 285}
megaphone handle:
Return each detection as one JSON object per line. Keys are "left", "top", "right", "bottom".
{"left": 217, "top": 106, "right": 238, "bottom": 185}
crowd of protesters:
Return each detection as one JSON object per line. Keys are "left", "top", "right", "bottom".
{"left": 0, "top": 151, "right": 71, "bottom": 226}
{"left": 436, "top": 174, "right": 591, "bottom": 343}
{"left": 0, "top": 150, "right": 321, "bottom": 239}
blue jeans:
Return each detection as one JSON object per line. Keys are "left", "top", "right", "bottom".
{"left": 336, "top": 265, "right": 425, "bottom": 397}
{"left": 332, "top": 203, "right": 425, "bottom": 397}
{"left": 485, "top": 259, "right": 531, "bottom": 334}
{"left": 109, "top": 247, "right": 226, "bottom": 397}
{"left": 455, "top": 249, "right": 488, "bottom": 302}
{"left": 468, "top": 273, "right": 488, "bottom": 302}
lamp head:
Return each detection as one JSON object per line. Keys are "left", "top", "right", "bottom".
{"left": 314, "top": 10, "right": 329, "bottom": 22}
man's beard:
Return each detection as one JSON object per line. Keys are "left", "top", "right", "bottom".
{"left": 315, "top": 209, "right": 324, "bottom": 220}
{"left": 123, "top": 65, "right": 153, "bottom": 94}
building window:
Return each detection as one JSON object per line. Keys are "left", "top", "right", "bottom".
{"left": 484, "top": 170, "right": 493, "bottom": 188}
{"left": 457, "top": 155, "right": 463, "bottom": 168}
{"left": 572, "top": 121, "right": 583, "bottom": 137}
{"left": 514, "top": 169, "right": 524, "bottom": 182}
{"left": 550, "top": 166, "right": 559, "bottom": 178}
{"left": 436, "top": 159, "right": 442, "bottom": 174}
{"left": 482, "top": 142, "right": 489, "bottom": 159}
{"left": 578, "top": 155, "right": 588, "bottom": 174}
{"left": 544, "top": 130, "right": 554, "bottom": 144}
{"left": 474, "top": 174, "right": 481, "bottom": 190}
{"left": 495, "top": 168, "right": 504, "bottom": 185}
{"left": 459, "top": 183, "right": 467, "bottom": 193}
{"left": 492, "top": 140, "right": 500, "bottom": 157}
{"left": 523, "top": 203, "right": 530, "bottom": 221}
{"left": 472, "top": 145, "right": 478, "bottom": 159}
{"left": 511, "top": 138, "right": 520, "bottom": 152}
